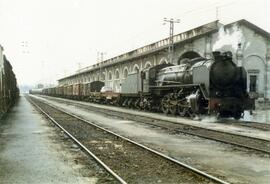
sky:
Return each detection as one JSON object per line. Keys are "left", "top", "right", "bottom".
{"left": 0, "top": 0, "right": 269, "bottom": 86}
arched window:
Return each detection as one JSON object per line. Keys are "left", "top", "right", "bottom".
{"left": 159, "top": 57, "right": 168, "bottom": 65}
{"left": 123, "top": 68, "right": 128, "bottom": 79}
{"left": 144, "top": 62, "right": 152, "bottom": 69}
{"left": 133, "top": 64, "right": 140, "bottom": 73}
{"left": 115, "top": 70, "right": 119, "bottom": 79}
{"left": 101, "top": 72, "right": 105, "bottom": 81}
{"left": 108, "top": 72, "right": 112, "bottom": 80}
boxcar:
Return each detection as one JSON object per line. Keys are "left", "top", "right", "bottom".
{"left": 66, "top": 84, "right": 73, "bottom": 98}
{"left": 72, "top": 83, "right": 80, "bottom": 99}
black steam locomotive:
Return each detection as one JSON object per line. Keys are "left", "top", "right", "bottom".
{"left": 121, "top": 51, "right": 254, "bottom": 119}
{"left": 40, "top": 51, "right": 254, "bottom": 119}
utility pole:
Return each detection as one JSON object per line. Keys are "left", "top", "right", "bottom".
{"left": 96, "top": 51, "right": 106, "bottom": 63}
{"left": 77, "top": 62, "right": 83, "bottom": 70}
{"left": 216, "top": 6, "right": 219, "bottom": 20}
{"left": 41, "top": 60, "right": 45, "bottom": 87}
{"left": 163, "top": 18, "right": 180, "bottom": 63}
{"left": 100, "top": 52, "right": 106, "bottom": 62}
{"left": 97, "top": 51, "right": 106, "bottom": 81}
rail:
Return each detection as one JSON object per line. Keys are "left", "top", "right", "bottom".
{"left": 29, "top": 95, "right": 229, "bottom": 184}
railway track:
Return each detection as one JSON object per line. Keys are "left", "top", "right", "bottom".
{"left": 28, "top": 95, "right": 229, "bottom": 184}
{"left": 40, "top": 95, "right": 270, "bottom": 131}
{"left": 36, "top": 95, "right": 270, "bottom": 155}
{"left": 220, "top": 120, "right": 270, "bottom": 131}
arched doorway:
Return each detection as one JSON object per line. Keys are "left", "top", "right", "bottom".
{"left": 178, "top": 51, "right": 201, "bottom": 65}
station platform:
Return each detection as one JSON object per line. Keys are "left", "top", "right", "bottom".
{"left": 0, "top": 96, "right": 91, "bottom": 184}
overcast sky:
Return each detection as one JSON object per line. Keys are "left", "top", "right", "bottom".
{"left": 0, "top": 0, "right": 269, "bottom": 86}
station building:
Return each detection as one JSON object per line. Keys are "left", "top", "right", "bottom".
{"left": 58, "top": 19, "right": 270, "bottom": 99}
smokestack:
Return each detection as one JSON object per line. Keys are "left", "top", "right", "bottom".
{"left": 212, "top": 51, "right": 222, "bottom": 61}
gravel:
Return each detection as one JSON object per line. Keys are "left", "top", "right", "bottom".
{"left": 30, "top": 96, "right": 220, "bottom": 184}
{"left": 38, "top": 95, "right": 270, "bottom": 155}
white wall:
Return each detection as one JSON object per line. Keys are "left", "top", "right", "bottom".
{"left": 241, "top": 26, "right": 268, "bottom": 97}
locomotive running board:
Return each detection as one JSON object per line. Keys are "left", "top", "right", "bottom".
{"left": 149, "top": 84, "right": 209, "bottom": 99}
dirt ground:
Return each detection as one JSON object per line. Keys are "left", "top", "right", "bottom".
{"left": 0, "top": 96, "right": 115, "bottom": 184}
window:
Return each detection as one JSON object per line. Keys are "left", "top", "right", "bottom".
{"left": 145, "top": 63, "right": 151, "bottom": 69}
{"left": 101, "top": 73, "right": 105, "bottom": 81}
{"left": 115, "top": 70, "right": 119, "bottom": 79}
{"left": 108, "top": 72, "right": 112, "bottom": 80}
{"left": 123, "top": 68, "right": 128, "bottom": 78}
{"left": 133, "top": 66, "right": 139, "bottom": 73}
{"left": 249, "top": 75, "right": 257, "bottom": 92}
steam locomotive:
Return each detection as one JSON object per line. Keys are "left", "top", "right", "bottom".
{"left": 38, "top": 51, "right": 254, "bottom": 119}
{"left": 119, "top": 51, "right": 254, "bottom": 119}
